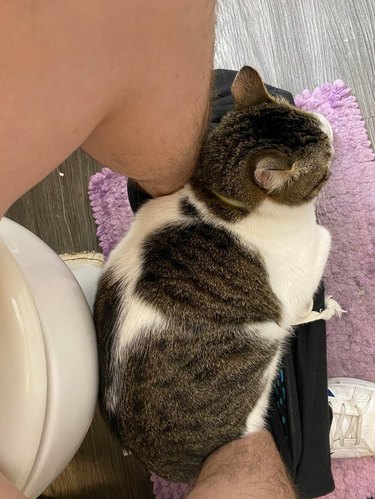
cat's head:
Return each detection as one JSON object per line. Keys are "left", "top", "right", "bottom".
{"left": 192, "top": 66, "right": 334, "bottom": 219}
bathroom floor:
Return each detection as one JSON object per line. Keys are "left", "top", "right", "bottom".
{"left": 6, "top": 1, "right": 374, "bottom": 498}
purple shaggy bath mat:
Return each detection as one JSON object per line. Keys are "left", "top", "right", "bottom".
{"left": 88, "top": 81, "right": 375, "bottom": 499}
{"left": 296, "top": 82, "right": 375, "bottom": 499}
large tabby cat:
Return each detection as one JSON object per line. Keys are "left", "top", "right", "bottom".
{"left": 94, "top": 67, "right": 333, "bottom": 481}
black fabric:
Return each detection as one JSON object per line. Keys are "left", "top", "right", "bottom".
{"left": 127, "top": 179, "right": 151, "bottom": 213}
{"left": 290, "top": 284, "right": 334, "bottom": 497}
{"left": 127, "top": 69, "right": 335, "bottom": 498}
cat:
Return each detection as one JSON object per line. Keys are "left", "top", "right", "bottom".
{"left": 94, "top": 66, "right": 334, "bottom": 482}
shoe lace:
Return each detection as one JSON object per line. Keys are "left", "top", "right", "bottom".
{"left": 330, "top": 401, "right": 363, "bottom": 447}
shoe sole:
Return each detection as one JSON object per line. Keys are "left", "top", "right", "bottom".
{"left": 328, "top": 377, "right": 375, "bottom": 390}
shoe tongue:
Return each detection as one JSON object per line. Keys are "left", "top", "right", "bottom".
{"left": 330, "top": 397, "right": 359, "bottom": 417}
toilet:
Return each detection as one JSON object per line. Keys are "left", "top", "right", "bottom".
{"left": 0, "top": 217, "right": 99, "bottom": 498}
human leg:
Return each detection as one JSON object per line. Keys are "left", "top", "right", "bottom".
{"left": 82, "top": 1, "right": 215, "bottom": 197}
{"left": 0, "top": 473, "right": 26, "bottom": 499}
{"left": 187, "top": 378, "right": 375, "bottom": 499}
{"left": 187, "top": 430, "right": 297, "bottom": 499}
{"left": 0, "top": 0, "right": 215, "bottom": 217}
{"left": 0, "top": 3, "right": 215, "bottom": 497}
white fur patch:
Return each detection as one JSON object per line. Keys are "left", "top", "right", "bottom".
{"left": 250, "top": 321, "right": 290, "bottom": 342}
{"left": 185, "top": 193, "right": 330, "bottom": 328}
{"left": 313, "top": 112, "right": 334, "bottom": 143}
{"left": 106, "top": 188, "right": 187, "bottom": 349}
{"left": 115, "top": 296, "right": 167, "bottom": 357}
{"left": 244, "top": 387, "right": 270, "bottom": 433}
{"left": 244, "top": 348, "right": 282, "bottom": 433}
{"left": 105, "top": 295, "right": 168, "bottom": 412}
{"left": 229, "top": 199, "right": 330, "bottom": 327}
{"left": 104, "top": 189, "right": 188, "bottom": 412}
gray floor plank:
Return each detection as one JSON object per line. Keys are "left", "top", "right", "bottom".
{"left": 6, "top": 149, "right": 102, "bottom": 255}
{"left": 365, "top": 117, "right": 375, "bottom": 149}
{"left": 215, "top": 0, "right": 375, "bottom": 119}
{"left": 43, "top": 409, "right": 153, "bottom": 499}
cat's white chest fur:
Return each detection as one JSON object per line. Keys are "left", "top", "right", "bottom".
{"left": 230, "top": 198, "right": 331, "bottom": 327}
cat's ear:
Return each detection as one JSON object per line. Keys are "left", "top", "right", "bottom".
{"left": 232, "top": 66, "right": 273, "bottom": 109}
{"left": 254, "top": 155, "right": 292, "bottom": 192}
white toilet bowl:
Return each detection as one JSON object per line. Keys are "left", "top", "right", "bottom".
{"left": 0, "top": 218, "right": 98, "bottom": 499}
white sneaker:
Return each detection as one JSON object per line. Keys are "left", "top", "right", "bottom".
{"left": 328, "top": 377, "right": 375, "bottom": 458}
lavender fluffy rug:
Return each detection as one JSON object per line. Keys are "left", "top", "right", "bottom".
{"left": 296, "top": 82, "right": 375, "bottom": 499}
{"left": 88, "top": 81, "right": 375, "bottom": 499}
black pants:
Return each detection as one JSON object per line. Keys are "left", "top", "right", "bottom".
{"left": 127, "top": 69, "right": 335, "bottom": 498}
